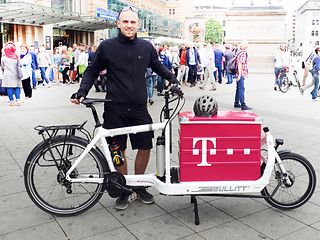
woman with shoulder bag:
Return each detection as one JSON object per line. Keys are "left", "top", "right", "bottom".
{"left": 1, "top": 42, "right": 23, "bottom": 106}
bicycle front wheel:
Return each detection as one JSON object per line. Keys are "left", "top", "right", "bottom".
{"left": 261, "top": 152, "right": 316, "bottom": 210}
{"left": 278, "top": 76, "right": 290, "bottom": 93}
{"left": 24, "top": 135, "right": 108, "bottom": 216}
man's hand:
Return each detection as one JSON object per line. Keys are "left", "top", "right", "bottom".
{"left": 70, "top": 93, "right": 85, "bottom": 104}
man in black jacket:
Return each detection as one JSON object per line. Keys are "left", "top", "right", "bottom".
{"left": 71, "top": 6, "right": 179, "bottom": 210}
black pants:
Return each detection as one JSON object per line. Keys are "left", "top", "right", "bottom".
{"left": 94, "top": 74, "right": 107, "bottom": 92}
{"left": 22, "top": 77, "right": 32, "bottom": 98}
{"left": 188, "top": 65, "right": 197, "bottom": 85}
{"left": 62, "top": 67, "right": 70, "bottom": 84}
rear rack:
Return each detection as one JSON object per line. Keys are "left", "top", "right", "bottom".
{"left": 34, "top": 121, "right": 91, "bottom": 142}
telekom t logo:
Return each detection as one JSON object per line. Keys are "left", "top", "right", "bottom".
{"left": 192, "top": 138, "right": 216, "bottom": 166}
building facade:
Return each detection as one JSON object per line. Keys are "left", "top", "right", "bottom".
{"left": 107, "top": 0, "right": 184, "bottom": 39}
{"left": 295, "top": 0, "right": 320, "bottom": 51}
{"left": 0, "top": 0, "right": 114, "bottom": 54}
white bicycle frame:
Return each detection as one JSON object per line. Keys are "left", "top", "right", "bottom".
{"left": 66, "top": 121, "right": 282, "bottom": 195}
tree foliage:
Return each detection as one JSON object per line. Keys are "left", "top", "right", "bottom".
{"left": 205, "top": 19, "right": 224, "bottom": 44}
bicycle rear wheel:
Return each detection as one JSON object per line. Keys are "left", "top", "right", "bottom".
{"left": 24, "top": 135, "right": 108, "bottom": 216}
{"left": 261, "top": 152, "right": 316, "bottom": 210}
{"left": 278, "top": 76, "right": 290, "bottom": 93}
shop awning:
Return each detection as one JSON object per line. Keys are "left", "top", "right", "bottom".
{"left": 0, "top": 1, "right": 115, "bottom": 31}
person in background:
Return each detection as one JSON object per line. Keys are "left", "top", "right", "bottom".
{"left": 234, "top": 40, "right": 252, "bottom": 111}
{"left": 53, "top": 47, "right": 62, "bottom": 82}
{"left": 199, "top": 43, "right": 217, "bottom": 91}
{"left": 224, "top": 44, "right": 235, "bottom": 84}
{"left": 76, "top": 45, "right": 89, "bottom": 81}
{"left": 274, "top": 44, "right": 290, "bottom": 91}
{"left": 157, "top": 47, "right": 172, "bottom": 96}
{"left": 28, "top": 45, "right": 39, "bottom": 89}
{"left": 300, "top": 46, "right": 320, "bottom": 100}
{"left": 186, "top": 43, "right": 201, "bottom": 87}
{"left": 177, "top": 45, "right": 188, "bottom": 85}
{"left": 60, "top": 47, "right": 71, "bottom": 84}
{"left": 214, "top": 44, "right": 224, "bottom": 84}
{"left": 1, "top": 42, "right": 22, "bottom": 106}
{"left": 37, "top": 45, "right": 52, "bottom": 87}
{"left": 20, "top": 44, "right": 33, "bottom": 99}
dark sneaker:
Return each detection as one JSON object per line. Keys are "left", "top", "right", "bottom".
{"left": 115, "top": 192, "right": 136, "bottom": 210}
{"left": 241, "top": 105, "right": 252, "bottom": 111}
{"left": 234, "top": 104, "right": 241, "bottom": 108}
{"left": 136, "top": 189, "right": 154, "bottom": 204}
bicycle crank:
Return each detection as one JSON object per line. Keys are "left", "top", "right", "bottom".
{"left": 104, "top": 172, "right": 127, "bottom": 198}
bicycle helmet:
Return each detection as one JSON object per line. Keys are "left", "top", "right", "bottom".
{"left": 193, "top": 95, "right": 218, "bottom": 117}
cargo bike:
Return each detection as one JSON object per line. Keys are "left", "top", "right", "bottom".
{"left": 24, "top": 86, "right": 316, "bottom": 225}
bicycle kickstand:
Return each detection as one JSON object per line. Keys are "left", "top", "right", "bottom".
{"left": 191, "top": 195, "right": 200, "bottom": 225}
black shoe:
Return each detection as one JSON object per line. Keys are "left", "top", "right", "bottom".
{"left": 234, "top": 104, "right": 241, "bottom": 108}
{"left": 135, "top": 188, "right": 154, "bottom": 204}
{"left": 149, "top": 99, "right": 154, "bottom": 105}
{"left": 115, "top": 192, "right": 130, "bottom": 210}
{"left": 157, "top": 92, "right": 164, "bottom": 96}
{"left": 241, "top": 105, "right": 252, "bottom": 111}
{"left": 274, "top": 87, "right": 277, "bottom": 91}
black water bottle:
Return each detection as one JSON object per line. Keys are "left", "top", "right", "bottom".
{"left": 109, "top": 143, "right": 124, "bottom": 167}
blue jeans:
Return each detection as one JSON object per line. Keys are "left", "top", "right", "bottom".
{"left": 274, "top": 67, "right": 282, "bottom": 85}
{"left": 40, "top": 67, "right": 49, "bottom": 84}
{"left": 147, "top": 75, "right": 157, "bottom": 99}
{"left": 157, "top": 76, "right": 164, "bottom": 94}
{"left": 226, "top": 72, "right": 233, "bottom": 83}
{"left": 214, "top": 65, "right": 223, "bottom": 83}
{"left": 234, "top": 76, "right": 246, "bottom": 106}
{"left": 6, "top": 87, "right": 21, "bottom": 101}
{"left": 311, "top": 73, "right": 319, "bottom": 99}
{"left": 31, "top": 70, "right": 37, "bottom": 88}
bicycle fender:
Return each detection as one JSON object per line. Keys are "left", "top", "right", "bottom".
{"left": 277, "top": 149, "right": 292, "bottom": 155}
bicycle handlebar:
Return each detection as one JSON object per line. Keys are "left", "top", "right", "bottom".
{"left": 81, "top": 98, "right": 111, "bottom": 106}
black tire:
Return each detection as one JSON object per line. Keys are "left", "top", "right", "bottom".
{"left": 278, "top": 75, "right": 290, "bottom": 93}
{"left": 261, "top": 152, "right": 316, "bottom": 210}
{"left": 24, "top": 135, "right": 108, "bottom": 216}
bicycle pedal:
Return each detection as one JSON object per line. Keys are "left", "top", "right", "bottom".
{"left": 128, "top": 192, "right": 137, "bottom": 203}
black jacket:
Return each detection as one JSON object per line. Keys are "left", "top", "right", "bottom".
{"left": 77, "top": 32, "right": 176, "bottom": 107}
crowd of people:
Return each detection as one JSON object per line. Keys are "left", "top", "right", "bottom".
{"left": 0, "top": 42, "right": 103, "bottom": 106}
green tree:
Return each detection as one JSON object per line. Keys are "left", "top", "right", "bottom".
{"left": 205, "top": 19, "right": 223, "bottom": 44}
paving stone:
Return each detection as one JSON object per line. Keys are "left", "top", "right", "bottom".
{"left": 277, "top": 226, "right": 320, "bottom": 240}
{"left": 209, "top": 197, "right": 269, "bottom": 219}
{"left": 107, "top": 200, "right": 166, "bottom": 225}
{"left": 199, "top": 220, "right": 271, "bottom": 240}
{"left": 171, "top": 202, "right": 234, "bottom": 232}
{"left": 55, "top": 208, "right": 120, "bottom": 240}
{"left": 0, "top": 206, "right": 54, "bottom": 235}
{"left": 0, "top": 222, "right": 66, "bottom": 240}
{"left": 127, "top": 214, "right": 194, "bottom": 240}
{"left": 80, "top": 227, "right": 136, "bottom": 240}
{"left": 239, "top": 208, "right": 306, "bottom": 239}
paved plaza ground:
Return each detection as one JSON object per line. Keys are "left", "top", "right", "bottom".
{"left": 0, "top": 72, "right": 319, "bottom": 240}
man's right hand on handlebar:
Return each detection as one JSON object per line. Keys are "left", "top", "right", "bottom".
{"left": 70, "top": 93, "right": 86, "bottom": 105}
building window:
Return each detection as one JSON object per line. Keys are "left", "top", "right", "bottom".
{"left": 173, "top": 9, "right": 175, "bottom": 15}
{"left": 316, "top": 31, "right": 319, "bottom": 36}
{"left": 312, "top": 20, "right": 315, "bottom": 25}
{"left": 169, "top": 9, "right": 171, "bottom": 14}
{"left": 316, "top": 20, "right": 319, "bottom": 25}
{"left": 222, "top": 20, "right": 226, "bottom": 27}
{"left": 311, "top": 31, "right": 314, "bottom": 36}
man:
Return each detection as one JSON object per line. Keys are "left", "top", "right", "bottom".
{"left": 199, "top": 44, "right": 217, "bottom": 91}
{"left": 70, "top": 6, "right": 179, "bottom": 210}
{"left": 234, "top": 41, "right": 252, "bottom": 111}
{"left": 186, "top": 43, "right": 201, "bottom": 87}
{"left": 214, "top": 44, "right": 224, "bottom": 84}
{"left": 28, "top": 45, "right": 39, "bottom": 89}
{"left": 224, "top": 45, "right": 235, "bottom": 84}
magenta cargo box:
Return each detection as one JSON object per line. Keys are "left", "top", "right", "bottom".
{"left": 179, "top": 111, "right": 261, "bottom": 182}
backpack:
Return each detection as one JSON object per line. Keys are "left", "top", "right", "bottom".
{"left": 226, "top": 51, "right": 245, "bottom": 75}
